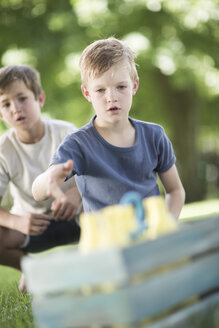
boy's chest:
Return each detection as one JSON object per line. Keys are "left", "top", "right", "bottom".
{"left": 97, "top": 123, "right": 136, "bottom": 148}
{"left": 9, "top": 142, "right": 52, "bottom": 189}
{"left": 85, "top": 145, "right": 158, "bottom": 181}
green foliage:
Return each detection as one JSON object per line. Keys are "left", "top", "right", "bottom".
{"left": 0, "top": 0, "right": 219, "bottom": 201}
{"left": 1, "top": 0, "right": 218, "bottom": 126}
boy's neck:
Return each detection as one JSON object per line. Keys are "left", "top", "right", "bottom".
{"left": 94, "top": 117, "right": 136, "bottom": 147}
{"left": 16, "top": 120, "right": 45, "bottom": 144}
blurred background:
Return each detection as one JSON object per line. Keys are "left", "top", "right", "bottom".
{"left": 0, "top": 0, "right": 218, "bottom": 204}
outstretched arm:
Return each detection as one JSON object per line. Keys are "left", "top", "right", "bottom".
{"left": 32, "top": 159, "right": 74, "bottom": 202}
{"left": 158, "top": 164, "right": 185, "bottom": 220}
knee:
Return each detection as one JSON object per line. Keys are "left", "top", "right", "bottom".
{"left": 0, "top": 227, "right": 10, "bottom": 261}
{"left": 0, "top": 227, "right": 4, "bottom": 253}
{"left": 0, "top": 226, "right": 3, "bottom": 242}
{"left": 0, "top": 227, "right": 8, "bottom": 251}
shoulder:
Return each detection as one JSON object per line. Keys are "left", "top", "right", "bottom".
{"left": 0, "top": 129, "right": 19, "bottom": 169}
{"left": 64, "top": 118, "right": 94, "bottom": 141}
{"left": 0, "top": 129, "right": 16, "bottom": 153}
{"left": 130, "top": 117, "right": 165, "bottom": 138}
{"left": 44, "top": 118, "right": 77, "bottom": 131}
{"left": 43, "top": 118, "right": 78, "bottom": 140}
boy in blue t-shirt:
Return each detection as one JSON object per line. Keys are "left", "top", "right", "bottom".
{"left": 32, "top": 37, "right": 185, "bottom": 220}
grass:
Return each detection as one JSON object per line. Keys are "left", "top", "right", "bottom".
{"left": 0, "top": 267, "right": 36, "bottom": 328}
{"left": 0, "top": 199, "right": 218, "bottom": 328}
{"left": 179, "top": 198, "right": 219, "bottom": 221}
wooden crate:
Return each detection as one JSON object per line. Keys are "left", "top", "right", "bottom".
{"left": 22, "top": 215, "right": 219, "bottom": 328}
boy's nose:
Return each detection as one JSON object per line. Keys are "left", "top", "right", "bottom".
{"left": 106, "top": 89, "right": 118, "bottom": 103}
{"left": 11, "top": 101, "right": 21, "bottom": 113}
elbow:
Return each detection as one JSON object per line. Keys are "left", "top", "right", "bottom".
{"left": 181, "top": 185, "right": 186, "bottom": 205}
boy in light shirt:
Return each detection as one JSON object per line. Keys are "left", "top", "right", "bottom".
{"left": 0, "top": 65, "right": 81, "bottom": 291}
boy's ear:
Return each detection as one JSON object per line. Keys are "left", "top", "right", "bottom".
{"left": 38, "top": 91, "right": 45, "bottom": 108}
{"left": 132, "top": 79, "right": 139, "bottom": 96}
{"left": 81, "top": 85, "right": 91, "bottom": 102}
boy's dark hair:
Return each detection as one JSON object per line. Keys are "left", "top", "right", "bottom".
{"left": 0, "top": 65, "right": 43, "bottom": 99}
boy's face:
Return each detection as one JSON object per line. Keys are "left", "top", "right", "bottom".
{"left": 0, "top": 80, "right": 44, "bottom": 130}
{"left": 82, "top": 60, "right": 139, "bottom": 126}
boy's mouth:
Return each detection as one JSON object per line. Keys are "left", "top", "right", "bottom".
{"left": 16, "top": 116, "right": 26, "bottom": 122}
{"left": 108, "top": 106, "right": 120, "bottom": 112}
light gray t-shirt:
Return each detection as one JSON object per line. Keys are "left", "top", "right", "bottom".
{"left": 0, "top": 119, "right": 77, "bottom": 216}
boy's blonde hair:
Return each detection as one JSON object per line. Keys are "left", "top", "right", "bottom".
{"left": 0, "top": 65, "right": 43, "bottom": 99}
{"left": 79, "top": 37, "right": 138, "bottom": 86}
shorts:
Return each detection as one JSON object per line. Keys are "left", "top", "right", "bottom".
{"left": 21, "top": 217, "right": 81, "bottom": 253}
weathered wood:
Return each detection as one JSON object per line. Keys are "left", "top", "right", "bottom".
{"left": 146, "top": 292, "right": 219, "bottom": 328}
{"left": 123, "top": 215, "right": 219, "bottom": 276}
{"left": 23, "top": 247, "right": 129, "bottom": 295}
{"left": 31, "top": 251, "right": 219, "bottom": 327}
{"left": 21, "top": 215, "right": 219, "bottom": 328}
{"left": 22, "top": 216, "right": 219, "bottom": 295}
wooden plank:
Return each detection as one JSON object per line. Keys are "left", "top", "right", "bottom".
{"left": 22, "top": 247, "right": 129, "bottom": 295}
{"left": 122, "top": 215, "right": 219, "bottom": 276}
{"left": 145, "top": 292, "right": 219, "bottom": 328}
{"left": 22, "top": 216, "right": 219, "bottom": 295}
{"left": 32, "top": 252, "right": 219, "bottom": 327}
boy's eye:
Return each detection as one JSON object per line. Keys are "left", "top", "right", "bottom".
{"left": 19, "top": 96, "right": 27, "bottom": 102}
{"left": 96, "top": 89, "right": 105, "bottom": 93}
{"left": 118, "top": 85, "right": 126, "bottom": 89}
{"left": 3, "top": 102, "right": 10, "bottom": 108}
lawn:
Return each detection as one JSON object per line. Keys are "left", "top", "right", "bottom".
{"left": 0, "top": 199, "right": 218, "bottom": 328}
{"left": 0, "top": 267, "right": 36, "bottom": 328}
{"left": 179, "top": 198, "right": 219, "bottom": 221}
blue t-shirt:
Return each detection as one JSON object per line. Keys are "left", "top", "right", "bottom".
{"left": 51, "top": 116, "right": 176, "bottom": 212}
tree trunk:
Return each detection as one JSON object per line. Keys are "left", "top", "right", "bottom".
{"left": 155, "top": 71, "right": 206, "bottom": 202}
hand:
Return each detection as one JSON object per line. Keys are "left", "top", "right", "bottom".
{"left": 17, "top": 213, "right": 51, "bottom": 236}
{"left": 51, "top": 186, "right": 82, "bottom": 221}
{"left": 47, "top": 160, "right": 74, "bottom": 199}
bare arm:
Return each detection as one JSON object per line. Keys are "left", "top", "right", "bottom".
{"left": 32, "top": 159, "right": 74, "bottom": 202}
{"left": 0, "top": 196, "right": 50, "bottom": 235}
{"left": 158, "top": 164, "right": 185, "bottom": 220}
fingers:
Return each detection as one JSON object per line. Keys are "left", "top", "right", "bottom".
{"left": 62, "top": 205, "right": 77, "bottom": 221}
{"left": 52, "top": 201, "right": 76, "bottom": 221}
{"left": 27, "top": 214, "right": 51, "bottom": 236}
{"left": 37, "top": 214, "right": 51, "bottom": 221}
{"left": 51, "top": 194, "right": 77, "bottom": 221}
{"left": 51, "top": 195, "right": 67, "bottom": 218}
{"left": 29, "top": 226, "right": 48, "bottom": 236}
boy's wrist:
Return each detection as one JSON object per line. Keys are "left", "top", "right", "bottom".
{"left": 9, "top": 214, "right": 21, "bottom": 231}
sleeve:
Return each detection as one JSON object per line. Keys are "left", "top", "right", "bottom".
{"left": 50, "top": 133, "right": 86, "bottom": 178}
{"left": 156, "top": 127, "right": 176, "bottom": 173}
{"left": 0, "top": 156, "right": 10, "bottom": 196}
